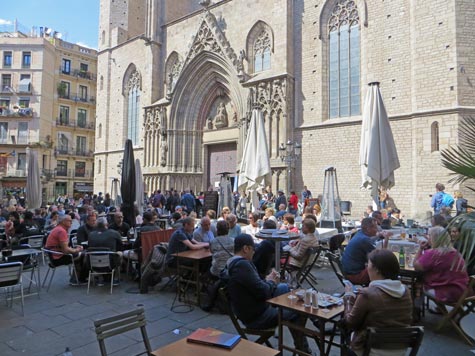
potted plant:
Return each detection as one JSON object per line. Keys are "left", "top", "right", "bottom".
{"left": 440, "top": 116, "right": 475, "bottom": 272}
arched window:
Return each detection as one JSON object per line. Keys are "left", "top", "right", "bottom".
{"left": 328, "top": 0, "right": 360, "bottom": 118}
{"left": 100, "top": 75, "right": 104, "bottom": 91}
{"left": 98, "top": 123, "right": 102, "bottom": 138}
{"left": 431, "top": 121, "right": 439, "bottom": 152}
{"left": 165, "top": 52, "right": 182, "bottom": 93}
{"left": 124, "top": 69, "right": 141, "bottom": 145}
{"left": 98, "top": 159, "right": 102, "bottom": 174}
{"left": 247, "top": 21, "right": 274, "bottom": 74}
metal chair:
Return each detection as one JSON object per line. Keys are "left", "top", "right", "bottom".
{"left": 86, "top": 251, "right": 120, "bottom": 294}
{"left": 425, "top": 275, "right": 475, "bottom": 345}
{"left": 296, "top": 246, "right": 325, "bottom": 289}
{"left": 6, "top": 247, "right": 40, "bottom": 296}
{"left": 362, "top": 326, "right": 424, "bottom": 356}
{"left": 93, "top": 308, "right": 152, "bottom": 356}
{"left": 219, "top": 287, "right": 275, "bottom": 347}
{"left": 23, "top": 235, "right": 46, "bottom": 265}
{"left": 280, "top": 247, "right": 317, "bottom": 289}
{"left": 326, "top": 252, "right": 346, "bottom": 287}
{"left": 41, "top": 248, "right": 78, "bottom": 292}
{"left": 0, "top": 261, "right": 24, "bottom": 316}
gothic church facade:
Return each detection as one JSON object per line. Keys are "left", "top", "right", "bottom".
{"left": 95, "top": 0, "right": 475, "bottom": 219}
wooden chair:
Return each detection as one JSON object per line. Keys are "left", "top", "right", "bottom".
{"left": 0, "top": 261, "right": 24, "bottom": 316}
{"left": 362, "top": 326, "right": 424, "bottom": 356}
{"left": 425, "top": 275, "right": 475, "bottom": 345}
{"left": 93, "top": 308, "right": 152, "bottom": 356}
{"left": 326, "top": 252, "right": 346, "bottom": 287}
{"left": 218, "top": 287, "right": 275, "bottom": 347}
{"left": 140, "top": 229, "right": 175, "bottom": 267}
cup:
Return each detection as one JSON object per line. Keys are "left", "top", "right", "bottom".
{"left": 407, "top": 253, "right": 415, "bottom": 268}
{"left": 311, "top": 291, "right": 319, "bottom": 310}
{"left": 400, "top": 231, "right": 406, "bottom": 240}
{"left": 304, "top": 289, "right": 312, "bottom": 308}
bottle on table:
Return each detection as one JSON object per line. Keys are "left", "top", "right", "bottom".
{"left": 399, "top": 247, "right": 406, "bottom": 268}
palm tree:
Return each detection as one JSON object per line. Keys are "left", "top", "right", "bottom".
{"left": 440, "top": 116, "right": 475, "bottom": 272}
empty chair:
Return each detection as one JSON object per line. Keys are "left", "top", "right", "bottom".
{"left": 86, "top": 251, "right": 120, "bottom": 294}
{"left": 362, "top": 326, "right": 424, "bottom": 356}
{"left": 93, "top": 308, "right": 152, "bottom": 356}
{"left": 23, "top": 235, "right": 46, "bottom": 265}
{"left": 0, "top": 262, "right": 24, "bottom": 316}
{"left": 340, "top": 201, "right": 352, "bottom": 216}
{"left": 5, "top": 247, "right": 40, "bottom": 295}
{"left": 219, "top": 287, "right": 275, "bottom": 347}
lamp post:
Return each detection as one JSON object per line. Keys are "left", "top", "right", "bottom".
{"left": 279, "top": 140, "right": 301, "bottom": 195}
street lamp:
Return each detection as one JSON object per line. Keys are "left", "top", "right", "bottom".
{"left": 279, "top": 140, "right": 301, "bottom": 195}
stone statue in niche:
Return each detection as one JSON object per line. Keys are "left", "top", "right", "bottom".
{"left": 232, "top": 111, "right": 238, "bottom": 126}
{"left": 207, "top": 117, "right": 214, "bottom": 130}
{"left": 160, "top": 134, "right": 168, "bottom": 167}
{"left": 214, "top": 101, "right": 228, "bottom": 128}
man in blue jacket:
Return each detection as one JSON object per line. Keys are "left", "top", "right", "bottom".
{"left": 225, "top": 234, "right": 309, "bottom": 353}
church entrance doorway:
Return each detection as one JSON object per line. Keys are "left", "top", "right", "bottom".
{"left": 207, "top": 142, "right": 237, "bottom": 191}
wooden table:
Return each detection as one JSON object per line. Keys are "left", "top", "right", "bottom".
{"left": 393, "top": 252, "right": 424, "bottom": 319}
{"left": 151, "top": 332, "right": 279, "bottom": 356}
{"left": 255, "top": 231, "right": 299, "bottom": 273}
{"left": 174, "top": 249, "right": 212, "bottom": 306}
{"left": 267, "top": 291, "right": 344, "bottom": 356}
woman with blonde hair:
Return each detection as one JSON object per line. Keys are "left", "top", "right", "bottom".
{"left": 414, "top": 226, "right": 468, "bottom": 303}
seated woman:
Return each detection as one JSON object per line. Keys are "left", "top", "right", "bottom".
{"left": 284, "top": 218, "right": 318, "bottom": 269}
{"left": 263, "top": 207, "right": 277, "bottom": 224}
{"left": 343, "top": 249, "right": 413, "bottom": 356}
{"left": 414, "top": 226, "right": 469, "bottom": 303}
{"left": 280, "top": 213, "right": 299, "bottom": 233}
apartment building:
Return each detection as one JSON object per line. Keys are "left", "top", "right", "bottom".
{"left": 0, "top": 26, "right": 96, "bottom": 202}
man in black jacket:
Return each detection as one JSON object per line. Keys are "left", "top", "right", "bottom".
{"left": 225, "top": 234, "right": 309, "bottom": 353}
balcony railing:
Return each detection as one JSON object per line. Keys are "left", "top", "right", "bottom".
{"left": 59, "top": 66, "right": 96, "bottom": 81}
{"left": 58, "top": 92, "right": 95, "bottom": 103}
{"left": 55, "top": 118, "right": 95, "bottom": 130}
{"left": 54, "top": 147, "right": 94, "bottom": 158}
{"left": 0, "top": 107, "right": 34, "bottom": 117}
{"left": 55, "top": 168, "right": 92, "bottom": 179}
{"left": 5, "top": 168, "right": 26, "bottom": 177}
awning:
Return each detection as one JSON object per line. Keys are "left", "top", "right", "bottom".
{"left": 18, "top": 79, "right": 31, "bottom": 93}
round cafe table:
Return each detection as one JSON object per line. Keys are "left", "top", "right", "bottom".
{"left": 255, "top": 229, "right": 300, "bottom": 273}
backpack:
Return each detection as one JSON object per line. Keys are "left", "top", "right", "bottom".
{"left": 140, "top": 243, "right": 168, "bottom": 293}
{"left": 441, "top": 193, "right": 455, "bottom": 208}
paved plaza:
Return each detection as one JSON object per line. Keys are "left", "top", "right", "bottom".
{"left": 0, "top": 261, "right": 474, "bottom": 356}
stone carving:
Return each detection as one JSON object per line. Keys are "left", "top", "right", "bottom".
{"left": 207, "top": 116, "right": 214, "bottom": 130}
{"left": 160, "top": 133, "right": 168, "bottom": 167}
{"left": 254, "top": 78, "right": 287, "bottom": 114}
{"left": 329, "top": 0, "right": 360, "bottom": 33}
{"left": 214, "top": 102, "right": 228, "bottom": 128}
{"left": 126, "top": 70, "right": 141, "bottom": 92}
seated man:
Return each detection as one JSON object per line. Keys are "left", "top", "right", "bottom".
{"left": 226, "top": 213, "right": 241, "bottom": 238}
{"left": 286, "top": 218, "right": 319, "bottom": 269}
{"left": 109, "top": 211, "right": 130, "bottom": 237}
{"left": 76, "top": 212, "right": 97, "bottom": 244}
{"left": 341, "top": 217, "right": 388, "bottom": 285}
{"left": 165, "top": 217, "right": 208, "bottom": 267}
{"left": 225, "top": 234, "right": 310, "bottom": 353}
{"left": 193, "top": 216, "right": 215, "bottom": 243}
{"left": 44, "top": 214, "right": 87, "bottom": 285}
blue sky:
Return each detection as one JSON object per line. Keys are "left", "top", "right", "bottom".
{"left": 1, "top": 0, "right": 99, "bottom": 49}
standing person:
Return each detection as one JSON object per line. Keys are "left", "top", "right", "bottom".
{"left": 455, "top": 191, "right": 468, "bottom": 216}
{"left": 431, "top": 183, "right": 446, "bottom": 215}
{"left": 274, "top": 189, "right": 287, "bottom": 210}
{"left": 180, "top": 189, "right": 196, "bottom": 214}
{"left": 301, "top": 185, "right": 312, "bottom": 208}
{"left": 288, "top": 191, "right": 299, "bottom": 215}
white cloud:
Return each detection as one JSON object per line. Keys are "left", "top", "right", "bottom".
{"left": 0, "top": 19, "right": 13, "bottom": 26}
{"left": 76, "top": 41, "right": 97, "bottom": 50}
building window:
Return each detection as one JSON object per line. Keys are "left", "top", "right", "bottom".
{"left": 19, "top": 74, "right": 31, "bottom": 93}
{"left": 79, "top": 85, "right": 88, "bottom": 101}
{"left": 76, "top": 136, "right": 86, "bottom": 155}
{"left": 3, "top": 51, "right": 12, "bottom": 68}
{"left": 328, "top": 0, "right": 360, "bottom": 119}
{"left": 254, "top": 31, "right": 271, "bottom": 72}
{"left": 98, "top": 123, "right": 102, "bottom": 138}
{"left": 2, "top": 74, "right": 11, "bottom": 92}
{"left": 22, "top": 52, "right": 31, "bottom": 68}
{"left": 0, "top": 122, "right": 8, "bottom": 144}
{"left": 125, "top": 70, "right": 141, "bottom": 145}
{"left": 58, "top": 81, "right": 70, "bottom": 99}
{"left": 58, "top": 133, "right": 69, "bottom": 153}
{"left": 75, "top": 161, "right": 85, "bottom": 177}
{"left": 59, "top": 106, "right": 70, "bottom": 124}
{"left": 100, "top": 75, "right": 104, "bottom": 91}
{"left": 431, "top": 121, "right": 439, "bottom": 152}
{"left": 18, "top": 98, "right": 30, "bottom": 108}
{"left": 79, "top": 63, "right": 88, "bottom": 78}
{"left": 62, "top": 59, "right": 71, "bottom": 74}
{"left": 17, "top": 122, "right": 28, "bottom": 144}
{"left": 55, "top": 182, "right": 67, "bottom": 196}
{"left": 57, "top": 160, "right": 68, "bottom": 176}
{"left": 0, "top": 99, "right": 10, "bottom": 110}
{"left": 98, "top": 159, "right": 101, "bottom": 174}
{"left": 17, "top": 153, "right": 26, "bottom": 171}
{"left": 77, "top": 109, "right": 87, "bottom": 128}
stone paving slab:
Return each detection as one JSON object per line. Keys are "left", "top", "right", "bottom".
{"left": 0, "top": 261, "right": 473, "bottom": 355}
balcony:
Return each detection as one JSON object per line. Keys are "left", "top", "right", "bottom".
{"left": 5, "top": 168, "right": 26, "bottom": 177}
{"left": 54, "top": 147, "right": 94, "bottom": 158}
{"left": 55, "top": 168, "right": 92, "bottom": 179}
{"left": 55, "top": 118, "right": 95, "bottom": 130}
{"left": 58, "top": 92, "right": 95, "bottom": 104}
{"left": 0, "top": 107, "right": 34, "bottom": 117}
{"left": 59, "top": 66, "right": 96, "bottom": 81}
